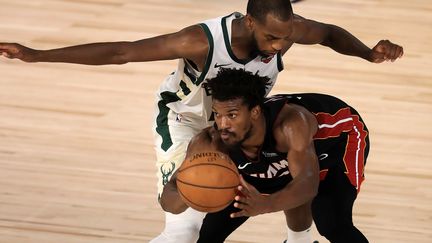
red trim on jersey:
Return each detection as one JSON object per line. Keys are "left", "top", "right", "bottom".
{"left": 319, "top": 169, "right": 329, "bottom": 181}
{"left": 343, "top": 115, "right": 368, "bottom": 193}
{"left": 313, "top": 107, "right": 353, "bottom": 139}
{"left": 313, "top": 108, "right": 368, "bottom": 193}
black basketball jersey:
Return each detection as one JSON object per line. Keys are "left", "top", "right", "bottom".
{"left": 229, "top": 93, "right": 369, "bottom": 193}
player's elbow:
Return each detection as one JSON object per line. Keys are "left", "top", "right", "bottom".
{"left": 160, "top": 198, "right": 179, "bottom": 214}
{"left": 159, "top": 194, "right": 188, "bottom": 214}
{"left": 319, "top": 24, "right": 341, "bottom": 47}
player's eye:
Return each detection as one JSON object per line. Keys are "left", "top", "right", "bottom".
{"left": 266, "top": 35, "right": 278, "bottom": 41}
{"left": 228, "top": 113, "right": 237, "bottom": 119}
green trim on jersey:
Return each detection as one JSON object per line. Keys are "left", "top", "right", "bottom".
{"left": 183, "top": 65, "right": 198, "bottom": 85}
{"left": 155, "top": 23, "right": 213, "bottom": 151}
{"left": 221, "top": 13, "right": 257, "bottom": 65}
{"left": 179, "top": 80, "right": 191, "bottom": 95}
{"left": 196, "top": 23, "right": 214, "bottom": 85}
{"left": 277, "top": 53, "right": 284, "bottom": 72}
{"left": 156, "top": 91, "right": 181, "bottom": 151}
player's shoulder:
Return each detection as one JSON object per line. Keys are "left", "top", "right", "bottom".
{"left": 273, "top": 104, "right": 317, "bottom": 150}
{"left": 170, "top": 24, "right": 210, "bottom": 68}
{"left": 176, "top": 24, "right": 208, "bottom": 45}
{"left": 192, "top": 127, "right": 214, "bottom": 141}
{"left": 278, "top": 103, "right": 310, "bottom": 124}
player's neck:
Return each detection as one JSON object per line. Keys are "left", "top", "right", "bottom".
{"left": 240, "top": 115, "right": 266, "bottom": 159}
{"left": 231, "top": 17, "right": 257, "bottom": 60}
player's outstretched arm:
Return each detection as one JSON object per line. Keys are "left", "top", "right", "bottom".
{"left": 291, "top": 15, "right": 403, "bottom": 63}
{"left": 0, "top": 25, "right": 208, "bottom": 66}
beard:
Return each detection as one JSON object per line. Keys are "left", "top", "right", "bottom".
{"left": 219, "top": 124, "right": 253, "bottom": 151}
{"left": 250, "top": 32, "right": 267, "bottom": 57}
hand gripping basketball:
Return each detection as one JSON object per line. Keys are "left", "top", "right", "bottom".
{"left": 176, "top": 151, "right": 240, "bottom": 213}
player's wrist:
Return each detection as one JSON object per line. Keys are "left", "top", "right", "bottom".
{"left": 364, "top": 48, "right": 374, "bottom": 62}
{"left": 266, "top": 194, "right": 280, "bottom": 213}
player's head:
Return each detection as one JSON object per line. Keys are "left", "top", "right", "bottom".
{"left": 246, "top": 0, "right": 294, "bottom": 58}
{"left": 206, "top": 68, "right": 270, "bottom": 147}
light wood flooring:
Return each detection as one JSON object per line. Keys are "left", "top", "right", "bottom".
{"left": 0, "top": 0, "right": 431, "bottom": 242}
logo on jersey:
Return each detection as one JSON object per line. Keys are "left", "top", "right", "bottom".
{"left": 262, "top": 151, "right": 278, "bottom": 157}
{"left": 175, "top": 114, "right": 182, "bottom": 122}
{"left": 244, "top": 160, "right": 290, "bottom": 178}
{"left": 238, "top": 162, "right": 252, "bottom": 170}
{"left": 214, "top": 63, "right": 232, "bottom": 68}
{"left": 160, "top": 162, "right": 176, "bottom": 186}
{"left": 318, "top": 153, "right": 329, "bottom": 161}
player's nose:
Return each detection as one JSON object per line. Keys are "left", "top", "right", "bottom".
{"left": 219, "top": 117, "right": 230, "bottom": 129}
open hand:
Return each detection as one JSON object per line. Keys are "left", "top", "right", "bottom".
{"left": 230, "top": 175, "right": 272, "bottom": 218}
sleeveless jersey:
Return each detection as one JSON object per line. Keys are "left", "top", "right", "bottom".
{"left": 155, "top": 12, "right": 283, "bottom": 149}
{"left": 229, "top": 94, "right": 369, "bottom": 193}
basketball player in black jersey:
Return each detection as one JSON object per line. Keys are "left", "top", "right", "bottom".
{"left": 2, "top": 1, "right": 385, "bottom": 242}
{"left": 161, "top": 68, "right": 370, "bottom": 243}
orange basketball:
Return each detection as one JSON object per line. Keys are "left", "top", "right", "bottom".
{"left": 176, "top": 151, "right": 240, "bottom": 213}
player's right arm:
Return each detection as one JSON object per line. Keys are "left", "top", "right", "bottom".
{"left": 159, "top": 127, "right": 221, "bottom": 214}
{"left": 0, "top": 25, "right": 209, "bottom": 68}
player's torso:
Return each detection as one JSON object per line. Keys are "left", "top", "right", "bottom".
{"left": 228, "top": 94, "right": 359, "bottom": 193}
{"left": 156, "top": 12, "right": 283, "bottom": 127}
{"left": 268, "top": 94, "right": 362, "bottom": 169}
{"left": 229, "top": 98, "right": 291, "bottom": 194}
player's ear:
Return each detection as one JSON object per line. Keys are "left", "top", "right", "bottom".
{"left": 245, "top": 14, "right": 255, "bottom": 30}
{"left": 251, "top": 106, "right": 261, "bottom": 119}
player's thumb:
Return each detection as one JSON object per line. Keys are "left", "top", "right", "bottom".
{"left": 371, "top": 51, "right": 386, "bottom": 63}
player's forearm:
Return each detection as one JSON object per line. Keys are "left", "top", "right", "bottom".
{"left": 30, "top": 42, "right": 131, "bottom": 65}
{"left": 321, "top": 24, "right": 372, "bottom": 61}
{"left": 268, "top": 176, "right": 318, "bottom": 212}
{"left": 159, "top": 180, "right": 188, "bottom": 214}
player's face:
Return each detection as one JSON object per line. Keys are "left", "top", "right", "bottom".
{"left": 250, "top": 14, "right": 294, "bottom": 57}
{"left": 212, "top": 98, "right": 254, "bottom": 148}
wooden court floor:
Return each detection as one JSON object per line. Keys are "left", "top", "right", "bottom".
{"left": 0, "top": 0, "right": 431, "bottom": 242}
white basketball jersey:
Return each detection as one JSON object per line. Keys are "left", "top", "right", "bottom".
{"left": 155, "top": 12, "right": 283, "bottom": 129}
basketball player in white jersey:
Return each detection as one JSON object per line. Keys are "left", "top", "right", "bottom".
{"left": 0, "top": 0, "right": 403, "bottom": 242}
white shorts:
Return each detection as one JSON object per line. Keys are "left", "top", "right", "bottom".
{"left": 153, "top": 106, "right": 212, "bottom": 198}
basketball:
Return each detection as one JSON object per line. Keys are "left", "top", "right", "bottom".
{"left": 176, "top": 151, "right": 240, "bottom": 213}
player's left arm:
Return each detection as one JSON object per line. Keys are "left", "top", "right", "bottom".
{"left": 290, "top": 14, "right": 403, "bottom": 63}
{"left": 231, "top": 106, "right": 320, "bottom": 217}
{"left": 269, "top": 118, "right": 320, "bottom": 212}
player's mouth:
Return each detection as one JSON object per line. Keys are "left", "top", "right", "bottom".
{"left": 262, "top": 50, "right": 277, "bottom": 57}
{"left": 220, "top": 132, "right": 230, "bottom": 140}
{"left": 220, "top": 131, "right": 234, "bottom": 141}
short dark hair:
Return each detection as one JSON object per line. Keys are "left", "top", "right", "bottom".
{"left": 247, "top": 0, "right": 293, "bottom": 23}
{"left": 205, "top": 68, "right": 270, "bottom": 109}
